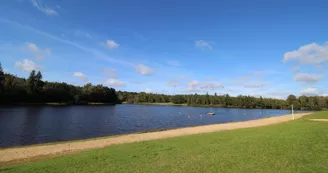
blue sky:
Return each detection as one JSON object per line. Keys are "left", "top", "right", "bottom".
{"left": 1, "top": 0, "right": 327, "bottom": 98}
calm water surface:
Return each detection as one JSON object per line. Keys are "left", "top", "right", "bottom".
{"left": 0, "top": 104, "right": 298, "bottom": 147}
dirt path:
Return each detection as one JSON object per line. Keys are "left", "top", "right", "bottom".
{"left": 0, "top": 113, "right": 311, "bottom": 164}
{"left": 309, "top": 119, "right": 328, "bottom": 122}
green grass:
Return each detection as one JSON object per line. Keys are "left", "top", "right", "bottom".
{"left": 1, "top": 112, "right": 328, "bottom": 173}
{"left": 304, "top": 111, "right": 328, "bottom": 119}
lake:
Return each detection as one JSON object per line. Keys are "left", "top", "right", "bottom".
{"left": 0, "top": 104, "right": 297, "bottom": 148}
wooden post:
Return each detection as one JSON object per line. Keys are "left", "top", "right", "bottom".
{"left": 292, "top": 105, "right": 294, "bottom": 120}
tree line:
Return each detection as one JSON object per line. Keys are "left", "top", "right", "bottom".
{"left": 0, "top": 63, "right": 119, "bottom": 105}
{"left": 117, "top": 91, "right": 328, "bottom": 111}
{"left": 1, "top": 63, "right": 328, "bottom": 110}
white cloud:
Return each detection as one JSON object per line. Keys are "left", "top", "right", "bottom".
{"left": 0, "top": 19, "right": 133, "bottom": 67}
{"left": 300, "top": 88, "right": 318, "bottom": 96}
{"left": 293, "top": 73, "right": 324, "bottom": 84}
{"left": 26, "top": 42, "right": 51, "bottom": 60}
{"left": 73, "top": 72, "right": 87, "bottom": 81}
{"left": 104, "top": 79, "right": 125, "bottom": 87}
{"left": 199, "top": 82, "right": 224, "bottom": 90}
{"left": 30, "top": 0, "right": 58, "bottom": 16}
{"left": 185, "top": 80, "right": 200, "bottom": 92}
{"left": 15, "top": 59, "right": 43, "bottom": 72}
{"left": 27, "top": 43, "right": 40, "bottom": 53}
{"left": 195, "top": 40, "right": 212, "bottom": 50}
{"left": 3, "top": 68, "right": 8, "bottom": 73}
{"left": 185, "top": 80, "right": 224, "bottom": 92}
{"left": 244, "top": 82, "right": 266, "bottom": 88}
{"left": 141, "top": 88, "right": 152, "bottom": 93}
{"left": 106, "top": 40, "right": 119, "bottom": 49}
{"left": 283, "top": 42, "right": 328, "bottom": 64}
{"left": 135, "top": 64, "right": 153, "bottom": 76}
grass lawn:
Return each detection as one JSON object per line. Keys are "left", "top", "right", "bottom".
{"left": 1, "top": 112, "right": 328, "bottom": 173}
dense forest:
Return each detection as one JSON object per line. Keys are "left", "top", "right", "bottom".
{"left": 117, "top": 91, "right": 328, "bottom": 110}
{"left": 0, "top": 63, "right": 119, "bottom": 105}
{"left": 1, "top": 63, "right": 328, "bottom": 110}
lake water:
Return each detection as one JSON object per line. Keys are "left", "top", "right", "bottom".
{"left": 0, "top": 104, "right": 298, "bottom": 148}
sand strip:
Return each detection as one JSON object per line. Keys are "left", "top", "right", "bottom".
{"left": 0, "top": 113, "right": 311, "bottom": 163}
{"left": 308, "top": 119, "right": 328, "bottom": 122}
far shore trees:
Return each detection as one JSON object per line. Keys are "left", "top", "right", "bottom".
{"left": 0, "top": 62, "right": 327, "bottom": 110}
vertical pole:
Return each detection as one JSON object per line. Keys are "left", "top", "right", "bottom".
{"left": 292, "top": 104, "right": 294, "bottom": 120}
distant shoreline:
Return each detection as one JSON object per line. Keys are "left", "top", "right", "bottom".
{"left": 0, "top": 102, "right": 117, "bottom": 107}
{"left": 0, "top": 102, "right": 313, "bottom": 111}
{"left": 122, "top": 102, "right": 295, "bottom": 110}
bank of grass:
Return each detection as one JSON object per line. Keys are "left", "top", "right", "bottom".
{"left": 1, "top": 112, "right": 328, "bottom": 173}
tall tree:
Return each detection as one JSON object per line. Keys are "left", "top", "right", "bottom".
{"left": 27, "top": 70, "right": 36, "bottom": 94}
{"left": 35, "top": 71, "right": 43, "bottom": 93}
{"left": 287, "top": 95, "right": 297, "bottom": 106}
{"left": 0, "top": 63, "right": 4, "bottom": 95}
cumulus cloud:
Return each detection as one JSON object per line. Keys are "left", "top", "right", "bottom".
{"left": 300, "top": 88, "right": 318, "bottom": 96}
{"left": 102, "top": 68, "right": 125, "bottom": 87}
{"left": 141, "top": 88, "right": 152, "bottom": 93}
{"left": 185, "top": 80, "right": 200, "bottom": 92}
{"left": 15, "top": 59, "right": 43, "bottom": 72}
{"left": 283, "top": 42, "right": 328, "bottom": 64}
{"left": 185, "top": 80, "right": 224, "bottom": 92}
{"left": 293, "top": 73, "right": 324, "bottom": 84}
{"left": 244, "top": 82, "right": 266, "bottom": 88}
{"left": 73, "top": 72, "right": 87, "bottom": 81}
{"left": 135, "top": 64, "right": 153, "bottom": 76}
{"left": 195, "top": 40, "right": 212, "bottom": 50}
{"left": 104, "top": 79, "right": 125, "bottom": 87}
{"left": 26, "top": 42, "right": 51, "bottom": 60}
{"left": 199, "top": 82, "right": 224, "bottom": 90}
{"left": 106, "top": 40, "right": 119, "bottom": 49}
{"left": 30, "top": 0, "right": 58, "bottom": 16}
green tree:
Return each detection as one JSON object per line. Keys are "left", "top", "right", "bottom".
{"left": 27, "top": 70, "right": 36, "bottom": 94}
{"left": 287, "top": 95, "right": 297, "bottom": 107}
{"left": 171, "top": 95, "right": 185, "bottom": 104}
{"left": 35, "top": 71, "right": 43, "bottom": 93}
{"left": 0, "top": 63, "right": 4, "bottom": 95}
